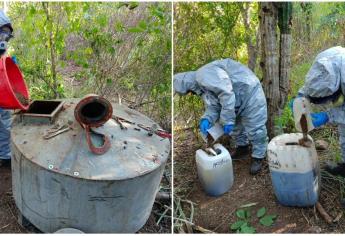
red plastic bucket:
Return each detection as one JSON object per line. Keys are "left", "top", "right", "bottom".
{"left": 0, "top": 56, "right": 29, "bottom": 110}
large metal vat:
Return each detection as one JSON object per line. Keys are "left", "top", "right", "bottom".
{"left": 11, "top": 99, "right": 170, "bottom": 233}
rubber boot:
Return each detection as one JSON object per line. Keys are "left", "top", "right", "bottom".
{"left": 250, "top": 158, "right": 263, "bottom": 175}
{"left": 324, "top": 162, "right": 345, "bottom": 178}
{"left": 0, "top": 159, "right": 10, "bottom": 168}
{"left": 231, "top": 145, "right": 250, "bottom": 160}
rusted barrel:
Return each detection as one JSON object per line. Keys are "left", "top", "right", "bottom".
{"left": 11, "top": 98, "right": 170, "bottom": 233}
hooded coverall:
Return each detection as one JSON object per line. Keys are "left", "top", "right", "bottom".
{"left": 174, "top": 58, "right": 268, "bottom": 159}
{"left": 299, "top": 46, "right": 345, "bottom": 162}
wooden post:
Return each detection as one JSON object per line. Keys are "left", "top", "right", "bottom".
{"left": 259, "top": 2, "right": 279, "bottom": 138}
{"left": 260, "top": 2, "right": 292, "bottom": 138}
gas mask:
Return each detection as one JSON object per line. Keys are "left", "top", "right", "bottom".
{"left": 310, "top": 93, "right": 345, "bottom": 111}
{"left": 0, "top": 29, "right": 12, "bottom": 56}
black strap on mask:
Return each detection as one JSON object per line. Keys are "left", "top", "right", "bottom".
{"left": 308, "top": 88, "right": 342, "bottom": 104}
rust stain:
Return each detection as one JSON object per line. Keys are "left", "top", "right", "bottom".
{"left": 298, "top": 114, "right": 312, "bottom": 147}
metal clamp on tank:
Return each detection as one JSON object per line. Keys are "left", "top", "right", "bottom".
{"left": 74, "top": 94, "right": 113, "bottom": 155}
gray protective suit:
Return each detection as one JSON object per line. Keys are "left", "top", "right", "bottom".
{"left": 299, "top": 46, "right": 345, "bottom": 161}
{"left": 174, "top": 59, "right": 268, "bottom": 159}
{"left": 0, "top": 10, "right": 12, "bottom": 160}
{"left": 0, "top": 10, "right": 10, "bottom": 27}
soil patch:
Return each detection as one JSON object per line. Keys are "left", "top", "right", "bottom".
{"left": 14, "top": 92, "right": 29, "bottom": 106}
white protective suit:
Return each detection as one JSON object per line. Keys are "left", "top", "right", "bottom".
{"left": 174, "top": 59, "right": 268, "bottom": 159}
{"left": 299, "top": 46, "right": 345, "bottom": 162}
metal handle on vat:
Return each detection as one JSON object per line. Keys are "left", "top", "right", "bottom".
{"left": 74, "top": 94, "right": 113, "bottom": 155}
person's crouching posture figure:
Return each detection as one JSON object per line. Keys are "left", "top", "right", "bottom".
{"left": 174, "top": 58, "right": 268, "bottom": 175}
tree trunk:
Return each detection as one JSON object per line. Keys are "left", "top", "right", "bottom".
{"left": 278, "top": 2, "right": 292, "bottom": 109}
{"left": 306, "top": 14, "right": 311, "bottom": 42}
{"left": 42, "top": 2, "right": 58, "bottom": 98}
{"left": 260, "top": 2, "right": 292, "bottom": 138}
{"left": 279, "top": 33, "right": 291, "bottom": 108}
{"left": 259, "top": 2, "right": 279, "bottom": 139}
{"left": 300, "top": 3, "right": 312, "bottom": 42}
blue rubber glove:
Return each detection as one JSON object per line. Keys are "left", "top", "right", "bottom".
{"left": 199, "top": 119, "right": 211, "bottom": 135}
{"left": 311, "top": 112, "right": 329, "bottom": 128}
{"left": 223, "top": 124, "right": 234, "bottom": 135}
{"left": 11, "top": 56, "right": 18, "bottom": 65}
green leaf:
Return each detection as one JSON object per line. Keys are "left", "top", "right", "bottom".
{"left": 106, "top": 78, "right": 112, "bottom": 84}
{"left": 245, "top": 210, "right": 251, "bottom": 218}
{"left": 240, "top": 202, "right": 258, "bottom": 208}
{"left": 115, "top": 22, "right": 124, "bottom": 32}
{"left": 108, "top": 47, "right": 115, "bottom": 54}
{"left": 98, "top": 15, "right": 108, "bottom": 27}
{"left": 257, "top": 207, "right": 266, "bottom": 218}
{"left": 236, "top": 209, "right": 246, "bottom": 219}
{"left": 259, "top": 215, "right": 277, "bottom": 227}
{"left": 82, "top": 62, "right": 89, "bottom": 69}
{"left": 230, "top": 220, "right": 247, "bottom": 230}
{"left": 152, "top": 8, "right": 164, "bottom": 20}
{"left": 240, "top": 225, "right": 256, "bottom": 233}
{"left": 29, "top": 6, "right": 36, "bottom": 15}
{"left": 128, "top": 2, "right": 139, "bottom": 10}
{"left": 138, "top": 20, "right": 147, "bottom": 30}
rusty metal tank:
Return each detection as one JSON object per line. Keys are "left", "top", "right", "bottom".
{"left": 11, "top": 98, "right": 170, "bottom": 233}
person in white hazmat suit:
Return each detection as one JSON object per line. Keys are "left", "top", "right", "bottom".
{"left": 174, "top": 59, "right": 268, "bottom": 175}
{"left": 293, "top": 46, "right": 345, "bottom": 177}
{"left": 0, "top": 10, "right": 15, "bottom": 167}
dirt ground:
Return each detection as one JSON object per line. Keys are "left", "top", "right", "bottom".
{"left": 0, "top": 162, "right": 171, "bottom": 233}
{"left": 174, "top": 129, "right": 345, "bottom": 233}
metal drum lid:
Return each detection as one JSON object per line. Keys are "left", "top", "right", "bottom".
{"left": 11, "top": 99, "right": 170, "bottom": 181}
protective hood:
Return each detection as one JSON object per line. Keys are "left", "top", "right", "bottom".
{"left": 304, "top": 47, "right": 344, "bottom": 99}
{"left": 0, "top": 10, "right": 12, "bottom": 31}
{"left": 173, "top": 71, "right": 201, "bottom": 95}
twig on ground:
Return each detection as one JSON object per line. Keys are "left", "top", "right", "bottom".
{"left": 173, "top": 195, "right": 197, "bottom": 233}
{"left": 0, "top": 224, "right": 10, "bottom": 230}
{"left": 333, "top": 211, "right": 343, "bottom": 223}
{"left": 313, "top": 205, "right": 318, "bottom": 221}
{"left": 193, "top": 225, "right": 215, "bottom": 234}
{"left": 173, "top": 217, "right": 215, "bottom": 234}
{"left": 6, "top": 203, "right": 16, "bottom": 220}
{"left": 321, "top": 185, "right": 337, "bottom": 196}
{"left": 273, "top": 223, "right": 297, "bottom": 233}
{"left": 174, "top": 217, "right": 194, "bottom": 225}
{"left": 316, "top": 202, "right": 333, "bottom": 224}
{"left": 301, "top": 209, "right": 310, "bottom": 225}
{"left": 156, "top": 207, "right": 170, "bottom": 226}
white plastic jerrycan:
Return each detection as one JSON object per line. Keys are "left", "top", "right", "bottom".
{"left": 267, "top": 133, "right": 320, "bottom": 207}
{"left": 196, "top": 144, "right": 234, "bottom": 196}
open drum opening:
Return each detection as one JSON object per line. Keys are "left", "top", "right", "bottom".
{"left": 80, "top": 102, "right": 107, "bottom": 123}
{"left": 26, "top": 101, "right": 62, "bottom": 115}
